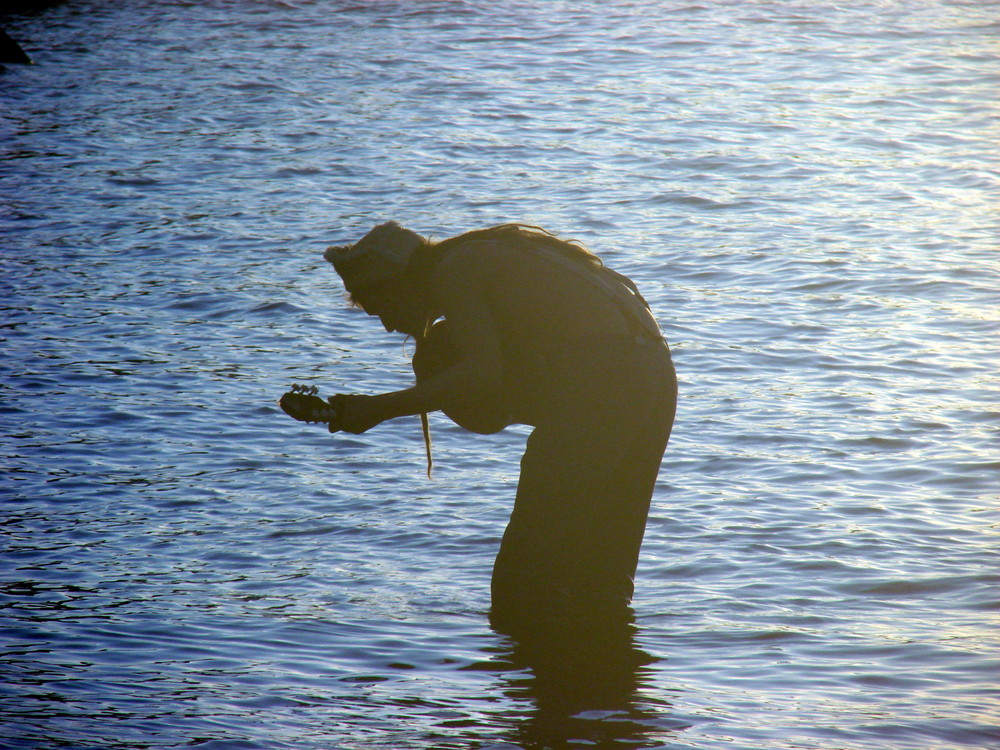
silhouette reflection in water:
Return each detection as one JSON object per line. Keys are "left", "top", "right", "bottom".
{"left": 487, "top": 612, "right": 681, "bottom": 749}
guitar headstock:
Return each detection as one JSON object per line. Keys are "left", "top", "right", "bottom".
{"left": 279, "top": 383, "right": 338, "bottom": 425}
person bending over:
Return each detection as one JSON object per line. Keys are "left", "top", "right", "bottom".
{"left": 309, "top": 222, "right": 677, "bottom": 635}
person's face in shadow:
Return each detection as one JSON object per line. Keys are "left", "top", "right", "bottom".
{"left": 352, "top": 276, "right": 429, "bottom": 336}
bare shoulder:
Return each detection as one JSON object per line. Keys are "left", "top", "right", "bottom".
{"left": 431, "top": 241, "right": 524, "bottom": 296}
{"left": 434, "top": 241, "right": 506, "bottom": 278}
{"left": 429, "top": 244, "right": 492, "bottom": 309}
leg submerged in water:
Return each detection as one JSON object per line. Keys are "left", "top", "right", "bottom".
{"left": 490, "top": 347, "right": 675, "bottom": 636}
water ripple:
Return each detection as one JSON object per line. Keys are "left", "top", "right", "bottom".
{"left": 2, "top": 0, "right": 999, "bottom": 748}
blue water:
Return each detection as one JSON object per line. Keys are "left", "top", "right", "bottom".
{"left": 2, "top": 1, "right": 998, "bottom": 748}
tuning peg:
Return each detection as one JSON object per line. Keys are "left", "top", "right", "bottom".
{"left": 309, "top": 386, "right": 318, "bottom": 396}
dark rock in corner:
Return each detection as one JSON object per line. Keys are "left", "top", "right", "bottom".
{"left": 1, "top": 27, "right": 33, "bottom": 65}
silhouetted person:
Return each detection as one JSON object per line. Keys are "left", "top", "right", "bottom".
{"left": 313, "top": 222, "right": 677, "bottom": 636}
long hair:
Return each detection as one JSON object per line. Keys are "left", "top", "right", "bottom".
{"left": 432, "top": 223, "right": 603, "bottom": 269}
{"left": 404, "top": 223, "right": 603, "bottom": 317}
{"left": 408, "top": 223, "right": 650, "bottom": 321}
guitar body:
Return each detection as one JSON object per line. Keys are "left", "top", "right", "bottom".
{"left": 279, "top": 321, "right": 512, "bottom": 435}
{"left": 413, "top": 320, "right": 512, "bottom": 435}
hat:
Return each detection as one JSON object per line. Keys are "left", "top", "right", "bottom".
{"left": 324, "top": 221, "right": 426, "bottom": 292}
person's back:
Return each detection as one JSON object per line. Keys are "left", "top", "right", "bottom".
{"left": 428, "top": 226, "right": 665, "bottom": 427}
{"left": 436, "top": 236, "right": 634, "bottom": 346}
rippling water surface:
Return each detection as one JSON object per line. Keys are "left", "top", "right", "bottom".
{"left": 2, "top": 1, "right": 998, "bottom": 748}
